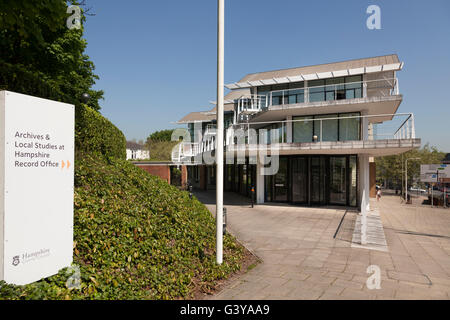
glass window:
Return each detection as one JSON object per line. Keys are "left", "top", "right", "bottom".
{"left": 261, "top": 123, "right": 286, "bottom": 144}
{"left": 293, "top": 116, "right": 313, "bottom": 143}
{"left": 326, "top": 91, "right": 335, "bottom": 101}
{"left": 288, "top": 89, "right": 304, "bottom": 104}
{"left": 314, "top": 114, "right": 338, "bottom": 142}
{"left": 272, "top": 91, "right": 283, "bottom": 106}
{"left": 240, "top": 164, "right": 247, "bottom": 195}
{"left": 224, "top": 113, "right": 234, "bottom": 128}
{"left": 345, "top": 75, "right": 363, "bottom": 99}
{"left": 289, "top": 82, "right": 304, "bottom": 90}
{"left": 330, "top": 157, "right": 347, "bottom": 205}
{"left": 339, "top": 113, "right": 360, "bottom": 141}
{"left": 309, "top": 80, "right": 325, "bottom": 102}
{"left": 349, "top": 156, "right": 357, "bottom": 206}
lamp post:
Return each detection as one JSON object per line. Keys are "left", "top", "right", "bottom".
{"left": 81, "top": 93, "right": 90, "bottom": 104}
{"left": 215, "top": 0, "right": 225, "bottom": 265}
{"left": 405, "top": 158, "right": 420, "bottom": 204}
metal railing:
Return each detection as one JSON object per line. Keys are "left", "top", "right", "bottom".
{"left": 204, "top": 123, "right": 217, "bottom": 135}
{"left": 234, "top": 78, "right": 400, "bottom": 122}
{"left": 172, "top": 112, "right": 416, "bottom": 162}
{"left": 171, "top": 142, "right": 201, "bottom": 162}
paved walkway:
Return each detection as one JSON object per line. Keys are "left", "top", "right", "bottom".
{"left": 196, "top": 191, "right": 450, "bottom": 300}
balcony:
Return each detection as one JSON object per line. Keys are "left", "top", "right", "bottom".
{"left": 235, "top": 78, "right": 400, "bottom": 122}
{"left": 204, "top": 123, "right": 217, "bottom": 135}
{"left": 172, "top": 112, "right": 420, "bottom": 162}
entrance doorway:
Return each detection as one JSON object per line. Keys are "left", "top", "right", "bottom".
{"left": 292, "top": 157, "right": 308, "bottom": 204}
{"left": 266, "top": 155, "right": 358, "bottom": 207}
{"left": 273, "top": 157, "right": 288, "bottom": 202}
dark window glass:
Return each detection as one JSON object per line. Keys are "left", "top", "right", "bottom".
{"left": 293, "top": 116, "right": 313, "bottom": 143}
{"left": 330, "top": 157, "right": 347, "bottom": 205}
{"left": 309, "top": 80, "right": 325, "bottom": 102}
{"left": 339, "top": 113, "right": 360, "bottom": 141}
{"left": 314, "top": 114, "right": 338, "bottom": 142}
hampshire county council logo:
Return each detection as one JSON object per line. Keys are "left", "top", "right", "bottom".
{"left": 12, "top": 256, "right": 20, "bottom": 266}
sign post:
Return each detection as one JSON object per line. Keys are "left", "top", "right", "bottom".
{"left": 421, "top": 164, "right": 449, "bottom": 208}
{"left": 0, "top": 91, "right": 74, "bottom": 285}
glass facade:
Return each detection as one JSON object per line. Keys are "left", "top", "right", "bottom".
{"left": 293, "top": 116, "right": 313, "bottom": 143}
{"left": 259, "top": 123, "right": 287, "bottom": 144}
{"left": 308, "top": 76, "right": 363, "bottom": 103}
{"left": 264, "top": 155, "right": 358, "bottom": 207}
{"left": 339, "top": 113, "right": 361, "bottom": 141}
{"left": 314, "top": 114, "right": 339, "bottom": 142}
{"left": 329, "top": 157, "right": 347, "bottom": 205}
{"left": 292, "top": 112, "right": 360, "bottom": 143}
{"left": 255, "top": 76, "right": 363, "bottom": 106}
{"left": 204, "top": 155, "right": 359, "bottom": 208}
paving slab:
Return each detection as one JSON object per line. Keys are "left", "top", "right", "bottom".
{"left": 195, "top": 191, "right": 450, "bottom": 300}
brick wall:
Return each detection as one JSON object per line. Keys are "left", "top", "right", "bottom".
{"left": 137, "top": 164, "right": 171, "bottom": 184}
{"left": 135, "top": 163, "right": 188, "bottom": 188}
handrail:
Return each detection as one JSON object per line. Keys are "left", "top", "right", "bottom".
{"left": 267, "top": 77, "right": 397, "bottom": 95}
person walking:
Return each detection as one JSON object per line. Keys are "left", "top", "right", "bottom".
{"left": 376, "top": 186, "right": 382, "bottom": 202}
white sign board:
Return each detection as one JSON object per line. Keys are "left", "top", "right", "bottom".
{"left": 420, "top": 164, "right": 450, "bottom": 183}
{"left": 0, "top": 91, "right": 74, "bottom": 285}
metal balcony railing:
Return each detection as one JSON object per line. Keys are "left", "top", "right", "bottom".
{"left": 234, "top": 78, "right": 400, "bottom": 122}
{"left": 264, "top": 78, "right": 399, "bottom": 107}
{"left": 171, "top": 112, "right": 416, "bottom": 162}
{"left": 204, "top": 124, "right": 217, "bottom": 135}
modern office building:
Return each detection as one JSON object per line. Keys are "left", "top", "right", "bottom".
{"left": 174, "top": 54, "right": 421, "bottom": 210}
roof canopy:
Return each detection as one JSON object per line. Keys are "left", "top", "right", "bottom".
{"left": 226, "top": 54, "right": 403, "bottom": 89}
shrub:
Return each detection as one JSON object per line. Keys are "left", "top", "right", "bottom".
{"left": 75, "top": 104, "right": 126, "bottom": 160}
{"left": 0, "top": 154, "right": 244, "bottom": 300}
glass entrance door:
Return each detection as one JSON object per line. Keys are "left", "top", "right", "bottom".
{"left": 329, "top": 157, "right": 347, "bottom": 205}
{"left": 310, "top": 157, "right": 326, "bottom": 205}
{"left": 292, "top": 158, "right": 308, "bottom": 204}
{"left": 273, "top": 157, "right": 288, "bottom": 202}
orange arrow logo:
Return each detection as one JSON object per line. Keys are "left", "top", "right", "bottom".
{"left": 61, "top": 160, "right": 70, "bottom": 170}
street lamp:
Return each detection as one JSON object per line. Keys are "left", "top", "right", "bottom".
{"left": 81, "top": 93, "right": 90, "bottom": 104}
{"left": 405, "top": 157, "right": 420, "bottom": 204}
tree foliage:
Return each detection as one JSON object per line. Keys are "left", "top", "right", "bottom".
{"left": 0, "top": 0, "right": 103, "bottom": 110}
{"left": 147, "top": 129, "right": 176, "bottom": 143}
{"left": 376, "top": 144, "right": 446, "bottom": 189}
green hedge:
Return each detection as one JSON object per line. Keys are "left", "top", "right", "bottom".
{"left": 75, "top": 104, "right": 126, "bottom": 160}
{"left": 0, "top": 154, "right": 244, "bottom": 299}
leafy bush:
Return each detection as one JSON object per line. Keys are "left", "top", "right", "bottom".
{"left": 0, "top": 154, "right": 244, "bottom": 299}
{"left": 75, "top": 104, "right": 126, "bottom": 160}
{"left": 145, "top": 140, "right": 179, "bottom": 161}
{"left": 147, "top": 129, "right": 175, "bottom": 142}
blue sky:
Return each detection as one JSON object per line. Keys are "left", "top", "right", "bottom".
{"left": 83, "top": 0, "right": 450, "bottom": 151}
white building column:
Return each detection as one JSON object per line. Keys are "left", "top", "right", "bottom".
{"left": 256, "top": 159, "right": 265, "bottom": 204}
{"left": 359, "top": 154, "right": 370, "bottom": 245}
{"left": 286, "top": 115, "right": 293, "bottom": 143}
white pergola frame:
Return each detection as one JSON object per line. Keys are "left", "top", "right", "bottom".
{"left": 225, "top": 63, "right": 404, "bottom": 90}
